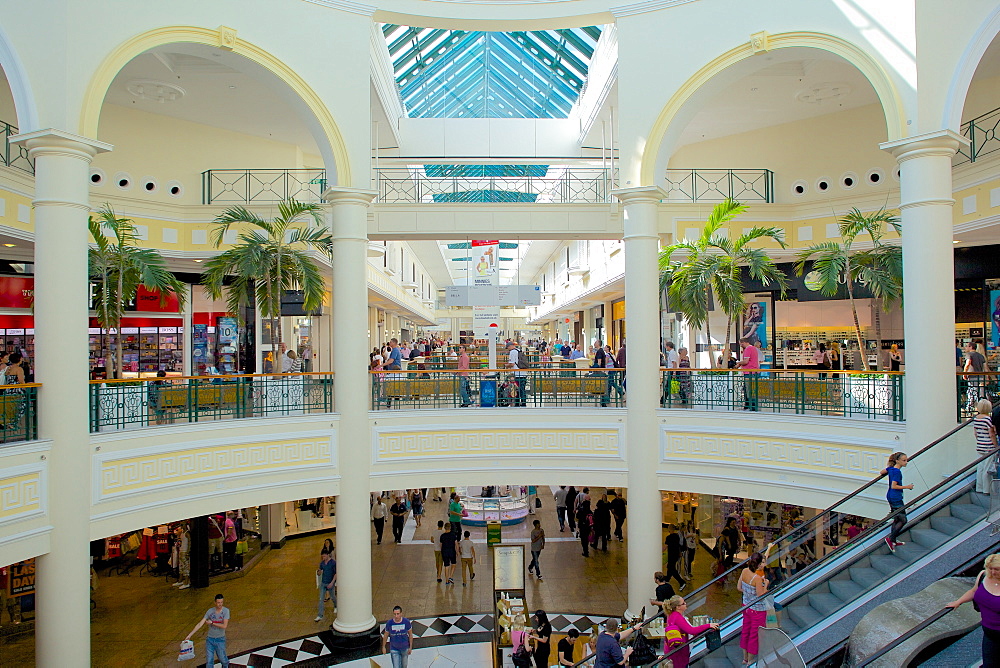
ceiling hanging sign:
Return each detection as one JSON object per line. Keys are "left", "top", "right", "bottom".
{"left": 471, "top": 240, "right": 500, "bottom": 288}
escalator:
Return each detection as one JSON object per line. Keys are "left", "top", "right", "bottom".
{"left": 644, "top": 419, "right": 997, "bottom": 667}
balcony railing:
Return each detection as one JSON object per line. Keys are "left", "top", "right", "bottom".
{"left": 663, "top": 168, "right": 774, "bottom": 203}
{"left": 662, "top": 368, "right": 902, "bottom": 421}
{"left": 0, "top": 383, "right": 39, "bottom": 443}
{"left": 1, "top": 121, "right": 33, "bottom": 175}
{"left": 201, "top": 169, "right": 327, "bottom": 204}
{"left": 89, "top": 373, "right": 333, "bottom": 432}
{"left": 375, "top": 165, "right": 618, "bottom": 204}
{"left": 954, "top": 105, "right": 1000, "bottom": 166}
{"left": 957, "top": 371, "right": 1000, "bottom": 420}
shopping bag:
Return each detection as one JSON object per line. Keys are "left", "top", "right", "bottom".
{"left": 704, "top": 628, "right": 722, "bottom": 652}
{"left": 235, "top": 540, "right": 248, "bottom": 555}
{"left": 178, "top": 639, "right": 195, "bottom": 661}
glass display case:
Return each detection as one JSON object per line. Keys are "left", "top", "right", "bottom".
{"left": 458, "top": 485, "right": 529, "bottom": 526}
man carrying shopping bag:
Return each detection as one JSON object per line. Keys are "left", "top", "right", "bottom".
{"left": 185, "top": 593, "right": 230, "bottom": 667}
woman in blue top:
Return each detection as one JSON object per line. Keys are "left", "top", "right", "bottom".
{"left": 884, "top": 452, "right": 914, "bottom": 553}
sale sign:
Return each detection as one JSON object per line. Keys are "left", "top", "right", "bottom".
{"left": 8, "top": 558, "right": 35, "bottom": 597}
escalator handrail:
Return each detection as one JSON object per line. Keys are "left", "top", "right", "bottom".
{"left": 657, "top": 429, "right": 990, "bottom": 665}
{"left": 569, "top": 611, "right": 664, "bottom": 668}
{"left": 854, "top": 606, "right": 954, "bottom": 667}
{"left": 671, "top": 419, "right": 973, "bottom": 619}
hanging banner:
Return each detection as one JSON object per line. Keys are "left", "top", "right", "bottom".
{"left": 471, "top": 240, "right": 499, "bottom": 287}
{"left": 991, "top": 289, "right": 1000, "bottom": 348}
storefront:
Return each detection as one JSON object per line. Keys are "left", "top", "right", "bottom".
{"left": 458, "top": 485, "right": 529, "bottom": 526}
{"left": 610, "top": 299, "right": 625, "bottom": 350}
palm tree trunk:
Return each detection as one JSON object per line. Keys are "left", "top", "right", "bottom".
{"left": 846, "top": 279, "right": 867, "bottom": 371}
{"left": 724, "top": 317, "right": 733, "bottom": 367}
{"left": 874, "top": 296, "right": 884, "bottom": 372}
{"left": 115, "top": 273, "right": 124, "bottom": 379}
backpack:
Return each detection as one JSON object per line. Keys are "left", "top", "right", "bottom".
{"left": 663, "top": 622, "right": 686, "bottom": 649}
{"left": 514, "top": 349, "right": 529, "bottom": 369}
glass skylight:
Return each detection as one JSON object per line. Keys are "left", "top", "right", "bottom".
{"left": 382, "top": 25, "right": 603, "bottom": 118}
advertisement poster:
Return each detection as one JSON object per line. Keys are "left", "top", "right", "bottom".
{"left": 741, "top": 301, "right": 769, "bottom": 350}
{"left": 8, "top": 558, "right": 35, "bottom": 597}
{"left": 471, "top": 240, "right": 499, "bottom": 287}
{"left": 216, "top": 317, "right": 238, "bottom": 374}
{"left": 473, "top": 304, "right": 501, "bottom": 338}
{"left": 991, "top": 289, "right": 1000, "bottom": 348}
{"left": 192, "top": 324, "right": 209, "bottom": 374}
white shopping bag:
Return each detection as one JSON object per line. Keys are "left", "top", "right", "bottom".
{"left": 178, "top": 639, "right": 195, "bottom": 661}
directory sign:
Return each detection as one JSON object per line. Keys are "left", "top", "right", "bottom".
{"left": 446, "top": 285, "right": 541, "bottom": 307}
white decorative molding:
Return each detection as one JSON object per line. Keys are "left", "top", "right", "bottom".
{"left": 373, "top": 422, "right": 624, "bottom": 463}
{"left": 300, "top": 0, "right": 377, "bottom": 15}
{"left": 750, "top": 31, "right": 770, "bottom": 54}
{"left": 94, "top": 431, "right": 336, "bottom": 502}
{"left": 0, "top": 463, "right": 46, "bottom": 526}
{"left": 611, "top": 0, "right": 698, "bottom": 18}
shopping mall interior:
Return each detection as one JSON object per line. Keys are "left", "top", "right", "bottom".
{"left": 2, "top": 1, "right": 1000, "bottom": 666}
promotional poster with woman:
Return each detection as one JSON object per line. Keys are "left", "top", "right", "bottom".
{"left": 742, "top": 301, "right": 768, "bottom": 349}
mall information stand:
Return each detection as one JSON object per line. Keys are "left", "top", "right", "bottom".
{"left": 492, "top": 544, "right": 526, "bottom": 668}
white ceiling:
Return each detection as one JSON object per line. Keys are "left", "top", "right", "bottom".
{"left": 102, "top": 44, "right": 320, "bottom": 155}
{"left": 675, "top": 52, "right": 881, "bottom": 148}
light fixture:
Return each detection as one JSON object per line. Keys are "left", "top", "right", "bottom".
{"left": 953, "top": 240, "right": 960, "bottom": 244}
{"left": 193, "top": 259, "right": 203, "bottom": 263}
{"left": 2, "top": 243, "right": 15, "bottom": 247}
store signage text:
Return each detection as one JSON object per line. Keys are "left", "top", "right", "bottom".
{"left": 0, "top": 276, "right": 179, "bottom": 312}
{"left": 8, "top": 559, "right": 35, "bottom": 597}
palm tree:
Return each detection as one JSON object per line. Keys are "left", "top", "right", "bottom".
{"left": 794, "top": 207, "right": 901, "bottom": 370}
{"left": 88, "top": 204, "right": 188, "bottom": 378}
{"left": 659, "top": 199, "right": 787, "bottom": 367}
{"left": 201, "top": 199, "right": 328, "bottom": 367}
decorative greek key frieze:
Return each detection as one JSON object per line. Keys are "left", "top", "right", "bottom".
{"left": 97, "top": 436, "right": 334, "bottom": 500}
{"left": 375, "top": 425, "right": 623, "bottom": 462}
{"left": 0, "top": 469, "right": 43, "bottom": 524}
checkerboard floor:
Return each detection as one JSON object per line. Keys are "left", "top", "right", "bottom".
{"left": 209, "top": 612, "right": 611, "bottom": 667}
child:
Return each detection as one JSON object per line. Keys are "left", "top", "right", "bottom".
{"left": 884, "top": 452, "right": 914, "bottom": 552}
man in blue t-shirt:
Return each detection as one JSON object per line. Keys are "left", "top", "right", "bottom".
{"left": 382, "top": 605, "right": 414, "bottom": 667}
{"left": 315, "top": 550, "right": 336, "bottom": 622}
{"left": 594, "top": 618, "right": 642, "bottom": 667}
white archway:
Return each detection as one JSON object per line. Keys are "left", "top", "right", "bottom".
{"left": 0, "top": 23, "right": 37, "bottom": 132}
{"left": 942, "top": 4, "right": 1000, "bottom": 130}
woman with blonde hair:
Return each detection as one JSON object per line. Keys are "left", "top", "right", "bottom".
{"left": 661, "top": 595, "right": 719, "bottom": 668}
{"left": 947, "top": 553, "right": 1000, "bottom": 664}
{"left": 738, "top": 552, "right": 769, "bottom": 666}
{"left": 973, "top": 399, "right": 998, "bottom": 494}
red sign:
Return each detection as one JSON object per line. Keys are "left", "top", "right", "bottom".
{"left": 133, "top": 286, "right": 180, "bottom": 313}
{"left": 0, "top": 276, "right": 34, "bottom": 309}
{"left": 471, "top": 240, "right": 500, "bottom": 247}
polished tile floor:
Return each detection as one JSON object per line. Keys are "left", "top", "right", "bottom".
{"left": 1, "top": 488, "right": 737, "bottom": 666}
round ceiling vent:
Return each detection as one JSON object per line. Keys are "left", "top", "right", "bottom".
{"left": 795, "top": 82, "right": 852, "bottom": 105}
{"left": 126, "top": 79, "right": 186, "bottom": 103}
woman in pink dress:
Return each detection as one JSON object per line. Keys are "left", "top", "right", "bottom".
{"left": 661, "top": 595, "right": 719, "bottom": 668}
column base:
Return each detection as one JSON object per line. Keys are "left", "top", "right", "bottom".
{"left": 326, "top": 623, "right": 381, "bottom": 655}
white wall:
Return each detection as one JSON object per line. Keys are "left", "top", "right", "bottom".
{"left": 397, "top": 117, "right": 582, "bottom": 157}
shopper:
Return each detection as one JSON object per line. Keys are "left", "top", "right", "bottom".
{"left": 528, "top": 609, "right": 552, "bottom": 668}
{"left": 889, "top": 343, "right": 902, "bottom": 372}
{"left": 683, "top": 523, "right": 698, "bottom": 578}
{"left": 371, "top": 496, "right": 388, "bottom": 545}
{"left": 382, "top": 605, "right": 414, "bottom": 668}
{"left": 315, "top": 549, "right": 337, "bottom": 622}
{"left": 528, "top": 519, "right": 545, "bottom": 580}
{"left": 662, "top": 595, "right": 719, "bottom": 668}
{"left": 594, "top": 618, "right": 642, "bottom": 667}
{"left": 507, "top": 341, "right": 528, "bottom": 406}
{"left": 738, "top": 552, "right": 769, "bottom": 666}
{"left": 554, "top": 486, "right": 569, "bottom": 532}
{"left": 947, "top": 553, "right": 1000, "bottom": 666}
{"left": 609, "top": 491, "right": 627, "bottom": 541}
{"left": 884, "top": 451, "right": 914, "bottom": 552}
{"left": 974, "top": 399, "right": 998, "bottom": 494}
{"left": 459, "top": 530, "right": 476, "bottom": 585}
{"left": 601, "top": 344, "right": 625, "bottom": 407}
{"left": 577, "top": 499, "right": 593, "bottom": 557}
{"left": 650, "top": 572, "right": 675, "bottom": 608}
{"left": 457, "top": 345, "right": 472, "bottom": 407}
{"left": 565, "top": 486, "right": 578, "bottom": 534}
{"left": 813, "top": 342, "right": 830, "bottom": 378}
{"left": 185, "top": 594, "right": 231, "bottom": 668}
{"left": 410, "top": 489, "right": 424, "bottom": 528}
{"left": 662, "top": 341, "right": 679, "bottom": 405}
{"left": 207, "top": 514, "right": 224, "bottom": 571}
{"left": 966, "top": 341, "right": 988, "bottom": 409}
{"left": 662, "top": 524, "right": 687, "bottom": 591}
{"left": 172, "top": 523, "right": 191, "bottom": 589}
{"left": 390, "top": 496, "right": 408, "bottom": 544}
{"left": 223, "top": 511, "right": 238, "bottom": 570}
{"left": 432, "top": 520, "right": 445, "bottom": 582}
{"left": 720, "top": 517, "right": 743, "bottom": 569}
{"left": 593, "top": 498, "right": 612, "bottom": 552}
{"left": 558, "top": 629, "right": 580, "bottom": 666}
{"left": 527, "top": 485, "right": 538, "bottom": 515}
{"left": 448, "top": 492, "right": 464, "bottom": 535}
{"left": 322, "top": 537, "right": 335, "bottom": 558}
{"left": 440, "top": 525, "right": 458, "bottom": 585}
{"left": 677, "top": 347, "right": 692, "bottom": 405}
{"left": 735, "top": 338, "right": 760, "bottom": 411}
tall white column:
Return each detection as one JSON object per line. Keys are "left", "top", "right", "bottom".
{"left": 614, "top": 186, "right": 665, "bottom": 618}
{"left": 324, "top": 187, "right": 377, "bottom": 634}
{"left": 882, "top": 131, "right": 964, "bottom": 463}
{"left": 11, "top": 130, "right": 111, "bottom": 667}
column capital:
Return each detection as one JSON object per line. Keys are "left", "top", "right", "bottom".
{"left": 322, "top": 186, "right": 377, "bottom": 206}
{"left": 612, "top": 185, "right": 667, "bottom": 204}
{"left": 9, "top": 128, "right": 112, "bottom": 158}
{"left": 880, "top": 130, "right": 968, "bottom": 162}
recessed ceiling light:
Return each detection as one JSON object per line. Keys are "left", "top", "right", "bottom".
{"left": 193, "top": 259, "right": 203, "bottom": 263}
{"left": 953, "top": 240, "right": 960, "bottom": 244}
{"left": 2, "top": 243, "right": 15, "bottom": 247}
{"left": 228, "top": 85, "right": 236, "bottom": 89}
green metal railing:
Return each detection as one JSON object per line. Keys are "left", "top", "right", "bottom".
{"left": 0, "top": 383, "right": 39, "bottom": 443}
{"left": 663, "top": 168, "right": 774, "bottom": 203}
{"left": 201, "top": 169, "right": 327, "bottom": 204}
{"left": 372, "top": 367, "right": 625, "bottom": 409}
{"left": 89, "top": 373, "right": 333, "bottom": 432}
{"left": 956, "top": 371, "right": 1000, "bottom": 421}
{"left": 1, "top": 121, "right": 33, "bottom": 175}
{"left": 661, "top": 368, "right": 903, "bottom": 421}
{"left": 954, "top": 105, "right": 1000, "bottom": 166}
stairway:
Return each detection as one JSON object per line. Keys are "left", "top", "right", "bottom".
{"left": 695, "top": 488, "right": 992, "bottom": 668}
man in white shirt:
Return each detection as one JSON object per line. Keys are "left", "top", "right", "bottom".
{"left": 663, "top": 341, "right": 680, "bottom": 405}
{"left": 507, "top": 342, "right": 527, "bottom": 407}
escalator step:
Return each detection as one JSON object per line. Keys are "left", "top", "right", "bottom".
{"left": 871, "top": 553, "right": 906, "bottom": 575}
{"left": 909, "top": 527, "right": 950, "bottom": 549}
{"left": 829, "top": 579, "right": 865, "bottom": 603}
{"left": 929, "top": 515, "right": 968, "bottom": 535}
{"left": 849, "top": 566, "right": 883, "bottom": 588}
{"left": 786, "top": 601, "right": 824, "bottom": 628}
{"left": 808, "top": 592, "right": 844, "bottom": 615}
{"left": 971, "top": 492, "right": 991, "bottom": 508}
{"left": 950, "top": 502, "right": 986, "bottom": 523}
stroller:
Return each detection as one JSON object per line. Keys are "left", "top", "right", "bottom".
{"left": 497, "top": 373, "right": 521, "bottom": 407}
